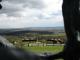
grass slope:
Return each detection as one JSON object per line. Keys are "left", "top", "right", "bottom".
{"left": 23, "top": 45, "right": 64, "bottom": 54}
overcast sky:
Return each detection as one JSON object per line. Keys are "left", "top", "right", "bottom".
{"left": 0, "top": 0, "right": 63, "bottom": 28}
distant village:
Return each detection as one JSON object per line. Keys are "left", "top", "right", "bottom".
{"left": 3, "top": 29, "right": 66, "bottom": 47}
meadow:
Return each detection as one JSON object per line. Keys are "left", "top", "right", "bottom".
{"left": 23, "top": 45, "right": 64, "bottom": 54}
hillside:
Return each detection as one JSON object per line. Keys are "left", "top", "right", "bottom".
{"left": 0, "top": 27, "right": 65, "bottom": 35}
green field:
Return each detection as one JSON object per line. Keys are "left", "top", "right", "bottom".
{"left": 23, "top": 45, "right": 64, "bottom": 54}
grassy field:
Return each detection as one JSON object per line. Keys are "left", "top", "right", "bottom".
{"left": 23, "top": 45, "right": 64, "bottom": 54}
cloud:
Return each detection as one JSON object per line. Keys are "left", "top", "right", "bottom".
{"left": 0, "top": 0, "right": 63, "bottom": 28}
{"left": 2, "top": 0, "right": 44, "bottom": 8}
{"left": 0, "top": 0, "right": 44, "bottom": 16}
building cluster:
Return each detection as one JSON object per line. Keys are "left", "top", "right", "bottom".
{"left": 22, "top": 36, "right": 66, "bottom": 45}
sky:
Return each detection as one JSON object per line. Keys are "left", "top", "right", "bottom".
{"left": 0, "top": 0, "right": 63, "bottom": 28}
